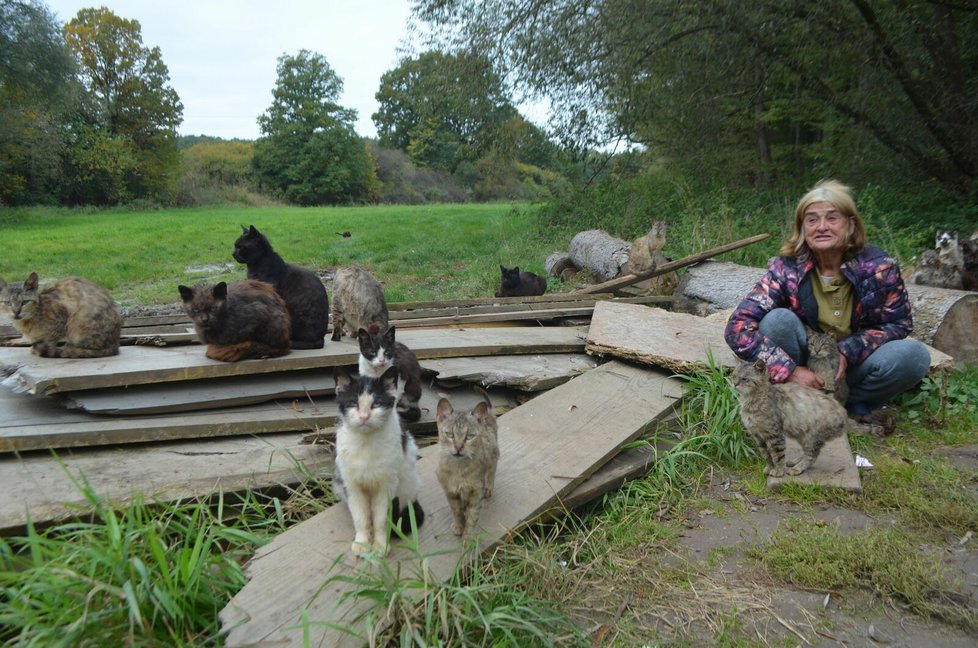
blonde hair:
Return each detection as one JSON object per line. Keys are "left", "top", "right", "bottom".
{"left": 779, "top": 179, "right": 867, "bottom": 258}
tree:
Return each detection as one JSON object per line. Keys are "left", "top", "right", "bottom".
{"left": 63, "top": 7, "right": 183, "bottom": 204}
{"left": 414, "top": 0, "right": 978, "bottom": 194}
{"left": 253, "top": 50, "right": 378, "bottom": 205}
{"left": 373, "top": 51, "right": 518, "bottom": 171}
{"left": 0, "top": 0, "right": 77, "bottom": 204}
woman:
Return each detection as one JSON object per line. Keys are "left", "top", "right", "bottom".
{"left": 724, "top": 179, "right": 930, "bottom": 424}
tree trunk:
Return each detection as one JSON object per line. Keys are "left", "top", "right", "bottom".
{"left": 567, "top": 230, "right": 631, "bottom": 282}
{"left": 675, "top": 260, "right": 978, "bottom": 365}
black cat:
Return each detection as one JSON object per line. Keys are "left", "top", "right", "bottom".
{"left": 495, "top": 265, "right": 547, "bottom": 297}
{"left": 232, "top": 225, "right": 329, "bottom": 349}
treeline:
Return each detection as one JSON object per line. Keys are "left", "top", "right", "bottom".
{"left": 0, "top": 2, "right": 574, "bottom": 208}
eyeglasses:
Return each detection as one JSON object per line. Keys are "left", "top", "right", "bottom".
{"left": 803, "top": 212, "right": 847, "bottom": 228}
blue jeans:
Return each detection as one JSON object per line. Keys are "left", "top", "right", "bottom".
{"left": 758, "top": 308, "right": 931, "bottom": 409}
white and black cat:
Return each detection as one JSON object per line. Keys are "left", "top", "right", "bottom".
{"left": 332, "top": 365, "right": 425, "bottom": 557}
{"left": 357, "top": 325, "right": 423, "bottom": 423}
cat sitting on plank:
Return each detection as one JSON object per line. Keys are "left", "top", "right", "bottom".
{"left": 330, "top": 265, "right": 389, "bottom": 341}
{"left": 357, "top": 325, "right": 423, "bottom": 423}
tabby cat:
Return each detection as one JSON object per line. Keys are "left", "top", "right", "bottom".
{"left": 178, "top": 280, "right": 291, "bottom": 362}
{"left": 330, "top": 265, "right": 389, "bottom": 341}
{"left": 357, "top": 325, "right": 423, "bottom": 422}
{"left": 0, "top": 272, "right": 122, "bottom": 358}
{"left": 232, "top": 224, "right": 329, "bottom": 349}
{"left": 805, "top": 328, "right": 849, "bottom": 405}
{"left": 332, "top": 365, "right": 425, "bottom": 556}
{"left": 627, "top": 221, "right": 678, "bottom": 295}
{"left": 731, "top": 359, "right": 848, "bottom": 477}
{"left": 495, "top": 265, "right": 547, "bottom": 297}
{"left": 435, "top": 395, "right": 500, "bottom": 538}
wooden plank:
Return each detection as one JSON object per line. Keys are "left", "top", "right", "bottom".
{"left": 0, "top": 433, "right": 328, "bottom": 534}
{"left": 220, "top": 362, "right": 684, "bottom": 647}
{"left": 0, "top": 326, "right": 587, "bottom": 395}
{"left": 587, "top": 301, "right": 738, "bottom": 373}
{"left": 767, "top": 433, "right": 862, "bottom": 494}
{"left": 63, "top": 371, "right": 337, "bottom": 415}
{"left": 422, "top": 353, "right": 598, "bottom": 391}
{"left": 0, "top": 382, "right": 525, "bottom": 453}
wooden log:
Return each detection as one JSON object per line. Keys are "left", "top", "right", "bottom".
{"left": 567, "top": 229, "right": 631, "bottom": 281}
{"left": 574, "top": 233, "right": 771, "bottom": 295}
{"left": 673, "top": 260, "right": 978, "bottom": 365}
{"left": 544, "top": 251, "right": 575, "bottom": 278}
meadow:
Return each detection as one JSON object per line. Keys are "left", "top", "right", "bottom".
{"left": 1, "top": 199, "right": 977, "bottom": 645}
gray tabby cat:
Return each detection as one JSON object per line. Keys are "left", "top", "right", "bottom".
{"left": 731, "top": 359, "right": 848, "bottom": 477}
{"left": 805, "top": 328, "right": 849, "bottom": 405}
{"left": 435, "top": 395, "right": 500, "bottom": 538}
{"left": 330, "top": 265, "right": 389, "bottom": 342}
{"left": 0, "top": 272, "right": 122, "bottom": 358}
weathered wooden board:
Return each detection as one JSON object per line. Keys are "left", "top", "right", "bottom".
{"left": 587, "top": 301, "right": 738, "bottom": 373}
{"left": 0, "top": 382, "right": 525, "bottom": 453}
{"left": 422, "top": 353, "right": 598, "bottom": 391}
{"left": 220, "top": 361, "right": 684, "bottom": 647}
{"left": 587, "top": 300, "right": 953, "bottom": 374}
{"left": 63, "top": 371, "right": 337, "bottom": 415}
{"left": 0, "top": 432, "right": 329, "bottom": 533}
{"left": 0, "top": 326, "right": 587, "bottom": 395}
{"left": 767, "top": 433, "right": 862, "bottom": 494}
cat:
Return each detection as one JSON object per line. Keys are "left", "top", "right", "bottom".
{"left": 0, "top": 272, "right": 122, "bottom": 358}
{"left": 805, "top": 328, "right": 849, "bottom": 405}
{"left": 495, "top": 265, "right": 547, "bottom": 297}
{"left": 332, "top": 365, "right": 425, "bottom": 556}
{"left": 330, "top": 265, "right": 389, "bottom": 342}
{"left": 232, "top": 225, "right": 329, "bottom": 349}
{"left": 435, "top": 394, "right": 500, "bottom": 539}
{"left": 935, "top": 228, "right": 965, "bottom": 271}
{"left": 626, "top": 220, "right": 678, "bottom": 295}
{"left": 730, "top": 359, "right": 849, "bottom": 477}
{"left": 357, "top": 325, "right": 423, "bottom": 423}
{"left": 177, "top": 280, "right": 291, "bottom": 362}
{"left": 910, "top": 248, "right": 962, "bottom": 289}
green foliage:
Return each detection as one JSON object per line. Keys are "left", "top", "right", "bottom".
{"left": 62, "top": 6, "right": 183, "bottom": 205}
{"left": 897, "top": 365, "right": 978, "bottom": 428}
{"left": 0, "top": 477, "right": 279, "bottom": 646}
{"left": 253, "top": 50, "right": 378, "bottom": 205}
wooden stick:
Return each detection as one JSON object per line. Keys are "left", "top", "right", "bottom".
{"left": 573, "top": 232, "right": 771, "bottom": 294}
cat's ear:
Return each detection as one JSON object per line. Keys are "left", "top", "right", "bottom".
{"left": 177, "top": 285, "right": 194, "bottom": 302}
{"left": 513, "top": 266, "right": 520, "bottom": 273}
{"left": 472, "top": 400, "right": 491, "bottom": 424}
{"left": 436, "top": 398, "right": 454, "bottom": 422}
{"left": 499, "top": 265, "right": 506, "bottom": 274}
{"left": 213, "top": 282, "right": 228, "bottom": 300}
{"left": 752, "top": 359, "right": 767, "bottom": 373}
{"left": 334, "top": 366, "right": 354, "bottom": 393}
{"left": 383, "top": 325, "right": 395, "bottom": 343}
{"left": 380, "top": 365, "right": 399, "bottom": 392}
{"left": 240, "top": 224, "right": 248, "bottom": 234}
{"left": 25, "top": 272, "right": 38, "bottom": 291}
{"left": 357, "top": 328, "right": 370, "bottom": 346}
{"left": 248, "top": 225, "right": 259, "bottom": 235}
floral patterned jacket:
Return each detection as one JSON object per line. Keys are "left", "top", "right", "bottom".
{"left": 723, "top": 245, "right": 913, "bottom": 383}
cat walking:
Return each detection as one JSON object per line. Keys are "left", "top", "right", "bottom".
{"left": 178, "top": 280, "right": 291, "bottom": 362}
{"left": 435, "top": 395, "right": 499, "bottom": 539}
{"left": 0, "top": 272, "right": 122, "bottom": 358}
{"left": 330, "top": 265, "right": 389, "bottom": 341}
{"left": 731, "top": 359, "right": 848, "bottom": 477}
{"left": 232, "top": 225, "right": 329, "bottom": 349}
{"left": 357, "top": 325, "right": 423, "bottom": 422}
{"left": 333, "top": 365, "right": 425, "bottom": 556}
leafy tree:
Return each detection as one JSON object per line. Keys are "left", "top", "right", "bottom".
{"left": 0, "top": 0, "right": 77, "bottom": 204}
{"left": 415, "top": 0, "right": 978, "bottom": 194}
{"left": 62, "top": 6, "right": 183, "bottom": 204}
{"left": 373, "top": 51, "right": 518, "bottom": 171}
{"left": 253, "top": 50, "right": 378, "bottom": 205}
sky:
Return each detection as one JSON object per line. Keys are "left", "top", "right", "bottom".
{"left": 44, "top": 0, "right": 422, "bottom": 140}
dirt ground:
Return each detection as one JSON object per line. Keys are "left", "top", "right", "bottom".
{"left": 636, "top": 445, "right": 978, "bottom": 647}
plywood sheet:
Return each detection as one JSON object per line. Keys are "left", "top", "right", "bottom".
{"left": 587, "top": 301, "right": 738, "bottom": 372}
{"left": 422, "top": 353, "right": 598, "bottom": 391}
{"left": 0, "top": 326, "right": 587, "bottom": 395}
{"left": 220, "top": 361, "right": 684, "bottom": 647}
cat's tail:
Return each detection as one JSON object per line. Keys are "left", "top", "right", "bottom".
{"left": 390, "top": 497, "right": 425, "bottom": 536}
{"left": 206, "top": 342, "right": 291, "bottom": 362}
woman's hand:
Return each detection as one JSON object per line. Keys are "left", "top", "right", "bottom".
{"left": 788, "top": 365, "right": 825, "bottom": 389}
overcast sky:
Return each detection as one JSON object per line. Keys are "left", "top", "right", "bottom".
{"left": 45, "top": 0, "right": 421, "bottom": 140}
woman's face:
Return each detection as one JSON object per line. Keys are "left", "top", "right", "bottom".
{"left": 802, "top": 201, "right": 851, "bottom": 255}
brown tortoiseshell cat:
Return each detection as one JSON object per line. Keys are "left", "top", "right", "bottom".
{"left": 0, "top": 272, "right": 122, "bottom": 358}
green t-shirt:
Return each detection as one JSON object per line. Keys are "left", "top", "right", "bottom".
{"left": 812, "top": 273, "right": 853, "bottom": 336}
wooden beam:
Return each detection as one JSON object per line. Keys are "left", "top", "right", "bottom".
{"left": 220, "top": 362, "right": 684, "bottom": 647}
